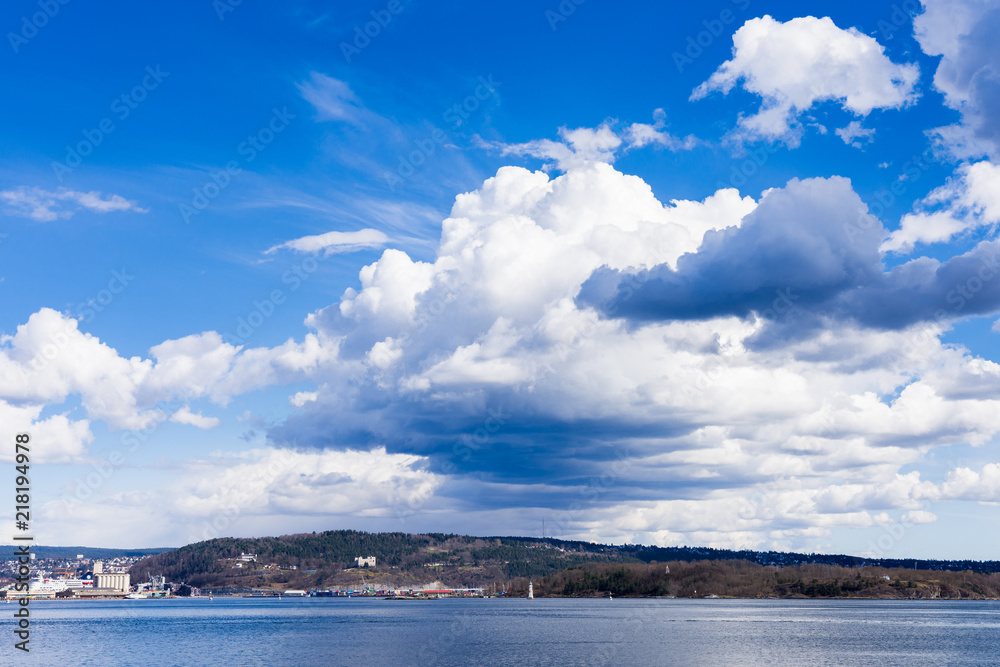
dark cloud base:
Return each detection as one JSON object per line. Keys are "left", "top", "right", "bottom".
{"left": 578, "top": 176, "right": 1000, "bottom": 335}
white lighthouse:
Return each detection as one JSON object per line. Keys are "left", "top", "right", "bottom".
{"left": 527, "top": 582, "right": 534, "bottom": 600}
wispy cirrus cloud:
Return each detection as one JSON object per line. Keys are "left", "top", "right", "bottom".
{"left": 265, "top": 228, "right": 389, "bottom": 255}
{"left": 297, "top": 72, "right": 384, "bottom": 127}
{"left": 0, "top": 186, "right": 147, "bottom": 222}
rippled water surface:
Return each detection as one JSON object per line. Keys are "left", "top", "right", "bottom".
{"left": 10, "top": 597, "right": 1000, "bottom": 666}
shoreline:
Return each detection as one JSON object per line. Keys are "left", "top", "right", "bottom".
{"left": 12, "top": 594, "right": 1000, "bottom": 602}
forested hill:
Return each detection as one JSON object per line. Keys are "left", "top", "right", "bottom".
{"left": 128, "top": 531, "right": 636, "bottom": 589}
{"left": 514, "top": 560, "right": 1000, "bottom": 600}
{"left": 619, "top": 543, "right": 1000, "bottom": 574}
{"left": 127, "top": 530, "right": 1000, "bottom": 591}
{"left": 0, "top": 545, "right": 169, "bottom": 560}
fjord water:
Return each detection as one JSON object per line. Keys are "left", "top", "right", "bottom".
{"left": 14, "top": 597, "right": 1000, "bottom": 666}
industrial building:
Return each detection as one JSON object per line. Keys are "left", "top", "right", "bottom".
{"left": 95, "top": 572, "right": 130, "bottom": 592}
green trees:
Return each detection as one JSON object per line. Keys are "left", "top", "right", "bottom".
{"left": 519, "top": 561, "right": 1000, "bottom": 599}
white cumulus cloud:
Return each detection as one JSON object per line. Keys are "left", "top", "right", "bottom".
{"left": 169, "top": 406, "right": 221, "bottom": 429}
{"left": 39, "top": 446, "right": 442, "bottom": 547}
{"left": 13, "top": 157, "right": 1000, "bottom": 551}
{"left": 693, "top": 15, "right": 919, "bottom": 145}
{"left": 883, "top": 160, "right": 1000, "bottom": 253}
{"left": 914, "top": 0, "right": 1000, "bottom": 159}
{"left": 836, "top": 121, "right": 876, "bottom": 148}
{"left": 486, "top": 111, "right": 697, "bottom": 172}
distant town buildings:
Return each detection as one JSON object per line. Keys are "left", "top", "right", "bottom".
{"left": 2, "top": 558, "right": 146, "bottom": 598}
{"left": 354, "top": 556, "right": 376, "bottom": 568}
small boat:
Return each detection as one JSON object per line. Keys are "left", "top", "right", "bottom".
{"left": 126, "top": 593, "right": 146, "bottom": 599}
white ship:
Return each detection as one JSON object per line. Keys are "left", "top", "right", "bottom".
{"left": 28, "top": 577, "right": 94, "bottom": 593}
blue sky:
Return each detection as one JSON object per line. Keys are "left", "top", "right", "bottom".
{"left": 2, "top": 0, "right": 1000, "bottom": 559}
